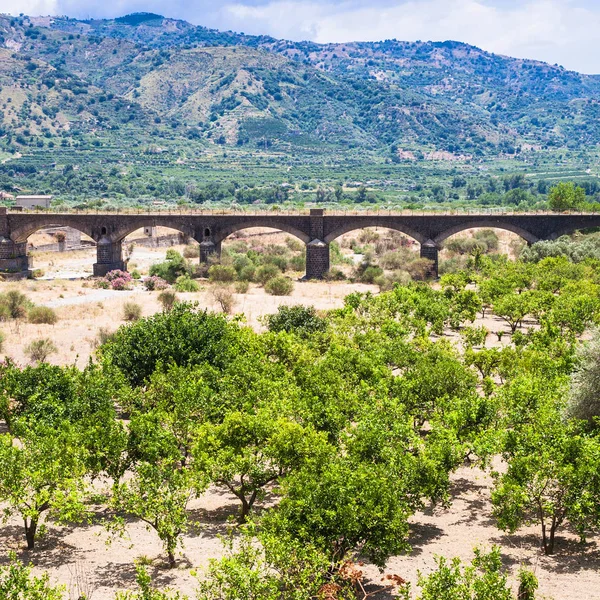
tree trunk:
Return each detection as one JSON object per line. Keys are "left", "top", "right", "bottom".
{"left": 167, "top": 549, "right": 176, "bottom": 569}
{"left": 24, "top": 518, "right": 37, "bottom": 550}
{"left": 238, "top": 496, "right": 250, "bottom": 524}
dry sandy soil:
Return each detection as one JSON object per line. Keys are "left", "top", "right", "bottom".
{"left": 0, "top": 230, "right": 598, "bottom": 599}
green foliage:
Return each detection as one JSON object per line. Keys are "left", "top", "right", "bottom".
{"left": 99, "top": 302, "right": 241, "bottom": 386}
{"left": 208, "top": 265, "right": 237, "bottom": 283}
{"left": 416, "top": 547, "right": 520, "bottom": 600}
{"left": 174, "top": 275, "right": 200, "bottom": 292}
{"left": 196, "top": 527, "right": 344, "bottom": 600}
{"left": 0, "top": 290, "right": 31, "bottom": 320}
{"left": 0, "top": 552, "right": 65, "bottom": 600}
{"left": 194, "top": 411, "right": 327, "bottom": 521}
{"left": 493, "top": 376, "right": 600, "bottom": 554}
{"left": 264, "top": 305, "right": 327, "bottom": 337}
{"left": 255, "top": 264, "right": 281, "bottom": 285}
{"left": 0, "top": 425, "right": 89, "bottom": 549}
{"left": 548, "top": 181, "right": 586, "bottom": 211}
{"left": 149, "top": 250, "right": 190, "bottom": 283}
{"left": 111, "top": 461, "right": 198, "bottom": 567}
{"left": 264, "top": 275, "right": 294, "bottom": 296}
{"left": 569, "top": 329, "right": 600, "bottom": 423}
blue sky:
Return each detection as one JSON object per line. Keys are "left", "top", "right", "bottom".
{"left": 3, "top": 0, "right": 600, "bottom": 73}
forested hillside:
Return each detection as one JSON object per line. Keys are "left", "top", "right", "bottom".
{"left": 0, "top": 11, "right": 598, "bottom": 203}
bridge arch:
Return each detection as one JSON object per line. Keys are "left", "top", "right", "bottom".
{"left": 111, "top": 220, "right": 197, "bottom": 243}
{"left": 433, "top": 220, "right": 539, "bottom": 246}
{"left": 214, "top": 220, "right": 310, "bottom": 245}
{"left": 324, "top": 221, "right": 426, "bottom": 245}
{"left": 11, "top": 220, "right": 96, "bottom": 244}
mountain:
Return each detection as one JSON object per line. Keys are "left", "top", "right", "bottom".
{"left": 0, "top": 12, "right": 598, "bottom": 201}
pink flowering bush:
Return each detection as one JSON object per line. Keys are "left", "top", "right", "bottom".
{"left": 106, "top": 270, "right": 132, "bottom": 283}
{"left": 95, "top": 270, "right": 134, "bottom": 290}
{"left": 110, "top": 276, "right": 132, "bottom": 291}
{"left": 143, "top": 276, "right": 169, "bottom": 291}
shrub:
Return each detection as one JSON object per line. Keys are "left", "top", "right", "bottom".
{"left": 131, "top": 270, "right": 142, "bottom": 280}
{"left": 95, "top": 279, "right": 110, "bottom": 290}
{"left": 208, "top": 264, "right": 237, "bottom": 283}
{"left": 183, "top": 244, "right": 200, "bottom": 259}
{"left": 28, "top": 306, "right": 58, "bottom": 325}
{"left": 143, "top": 276, "right": 169, "bottom": 291}
{"left": 265, "top": 276, "right": 294, "bottom": 296}
{"left": 105, "top": 270, "right": 133, "bottom": 290}
{"left": 158, "top": 290, "right": 178, "bottom": 312}
{"left": 234, "top": 280, "right": 249, "bottom": 294}
{"left": 149, "top": 249, "right": 189, "bottom": 283}
{"left": 175, "top": 276, "right": 200, "bottom": 292}
{"left": 24, "top": 338, "right": 57, "bottom": 363}
{"left": 265, "top": 305, "right": 327, "bottom": 336}
{"left": 32, "top": 268, "right": 45, "bottom": 278}
{"left": 256, "top": 264, "right": 281, "bottom": 285}
{"left": 416, "top": 547, "right": 528, "bottom": 600}
{"left": 358, "top": 265, "right": 384, "bottom": 284}
{"left": 238, "top": 265, "right": 256, "bottom": 282}
{"left": 324, "top": 268, "right": 346, "bottom": 281}
{"left": 211, "top": 285, "right": 235, "bottom": 314}
{"left": 375, "top": 270, "right": 411, "bottom": 292}
{"left": 406, "top": 258, "right": 434, "bottom": 281}
{"left": 0, "top": 290, "right": 30, "bottom": 320}
{"left": 285, "top": 237, "right": 303, "bottom": 252}
{"left": 123, "top": 302, "right": 143, "bottom": 322}
{"left": 289, "top": 255, "right": 306, "bottom": 272}
{"left": 264, "top": 255, "right": 288, "bottom": 272}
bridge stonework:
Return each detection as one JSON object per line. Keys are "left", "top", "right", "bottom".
{"left": 1, "top": 207, "right": 600, "bottom": 279}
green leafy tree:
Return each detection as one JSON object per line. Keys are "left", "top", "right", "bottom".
{"left": 99, "top": 303, "right": 241, "bottom": 387}
{"left": 569, "top": 328, "right": 600, "bottom": 423}
{"left": 111, "top": 460, "right": 199, "bottom": 568}
{"left": 0, "top": 425, "right": 89, "bottom": 549}
{"left": 493, "top": 292, "right": 531, "bottom": 334}
{"left": 194, "top": 411, "right": 328, "bottom": 522}
{"left": 548, "top": 181, "right": 585, "bottom": 211}
{"left": 492, "top": 381, "right": 600, "bottom": 554}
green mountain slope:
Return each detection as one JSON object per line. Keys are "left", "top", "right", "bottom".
{"left": 0, "top": 11, "right": 598, "bottom": 204}
{"left": 2, "top": 11, "right": 599, "bottom": 157}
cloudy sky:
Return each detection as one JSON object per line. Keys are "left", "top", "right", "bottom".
{"left": 3, "top": 0, "right": 600, "bottom": 73}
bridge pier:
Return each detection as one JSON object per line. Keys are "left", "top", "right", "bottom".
{"left": 200, "top": 240, "right": 221, "bottom": 264}
{"left": 93, "top": 237, "right": 126, "bottom": 277}
{"left": 305, "top": 239, "right": 330, "bottom": 279}
{"left": 0, "top": 238, "right": 31, "bottom": 278}
{"left": 420, "top": 240, "right": 439, "bottom": 278}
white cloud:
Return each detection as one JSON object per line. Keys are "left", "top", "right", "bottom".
{"left": 221, "top": 0, "right": 600, "bottom": 73}
{"left": 2, "top": 0, "right": 600, "bottom": 73}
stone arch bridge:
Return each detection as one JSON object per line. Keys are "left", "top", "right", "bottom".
{"left": 1, "top": 207, "right": 599, "bottom": 279}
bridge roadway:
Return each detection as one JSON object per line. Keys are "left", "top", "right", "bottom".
{"left": 1, "top": 207, "right": 599, "bottom": 278}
